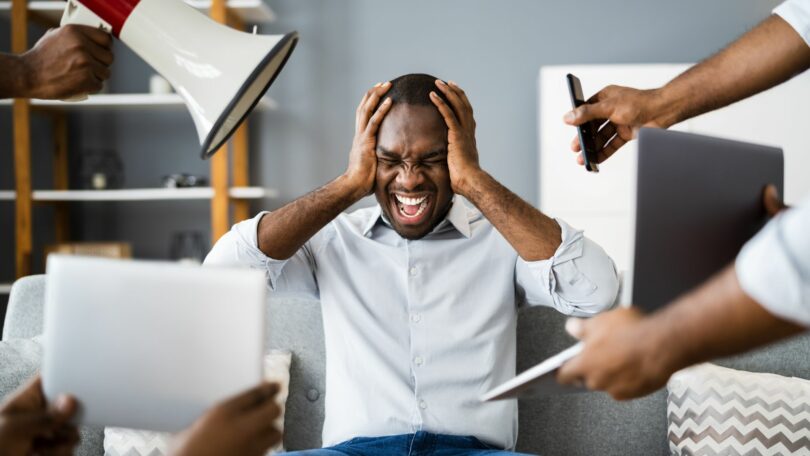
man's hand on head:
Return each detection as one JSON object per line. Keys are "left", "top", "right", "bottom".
{"left": 430, "top": 80, "right": 482, "bottom": 196}
{"left": 20, "top": 24, "right": 113, "bottom": 99}
{"left": 563, "top": 85, "right": 670, "bottom": 166}
{"left": 557, "top": 307, "right": 675, "bottom": 400}
{"left": 0, "top": 375, "right": 80, "bottom": 456}
{"left": 344, "top": 82, "right": 393, "bottom": 198}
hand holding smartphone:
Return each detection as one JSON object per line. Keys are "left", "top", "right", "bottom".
{"left": 566, "top": 73, "right": 600, "bottom": 173}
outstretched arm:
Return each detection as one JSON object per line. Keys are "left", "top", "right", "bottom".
{"left": 0, "top": 25, "right": 113, "bottom": 100}
{"left": 564, "top": 13, "right": 810, "bottom": 165}
{"left": 258, "top": 83, "right": 393, "bottom": 260}
{"left": 558, "top": 265, "right": 804, "bottom": 400}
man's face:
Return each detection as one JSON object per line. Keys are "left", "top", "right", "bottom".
{"left": 374, "top": 103, "right": 453, "bottom": 240}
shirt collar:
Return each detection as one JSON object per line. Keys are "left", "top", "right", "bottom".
{"left": 362, "top": 197, "right": 472, "bottom": 239}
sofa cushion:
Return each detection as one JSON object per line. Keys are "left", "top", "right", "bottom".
{"left": 514, "top": 306, "right": 668, "bottom": 455}
{"left": 667, "top": 363, "right": 810, "bottom": 455}
{"left": 266, "top": 296, "right": 326, "bottom": 451}
{"left": 2, "top": 275, "right": 46, "bottom": 340}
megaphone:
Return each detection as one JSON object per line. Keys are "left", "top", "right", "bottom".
{"left": 61, "top": 0, "right": 298, "bottom": 159}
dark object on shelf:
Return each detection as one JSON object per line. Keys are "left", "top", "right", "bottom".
{"left": 78, "top": 150, "right": 125, "bottom": 190}
{"left": 162, "top": 174, "right": 209, "bottom": 188}
{"left": 169, "top": 231, "right": 208, "bottom": 264}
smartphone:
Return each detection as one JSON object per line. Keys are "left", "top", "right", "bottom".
{"left": 566, "top": 73, "right": 599, "bottom": 173}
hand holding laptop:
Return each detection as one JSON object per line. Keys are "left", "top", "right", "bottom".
{"left": 172, "top": 382, "right": 283, "bottom": 456}
{"left": 0, "top": 375, "right": 79, "bottom": 456}
{"left": 0, "top": 375, "right": 283, "bottom": 456}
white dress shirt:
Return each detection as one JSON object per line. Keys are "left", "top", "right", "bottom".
{"left": 736, "top": 195, "right": 810, "bottom": 327}
{"left": 205, "top": 198, "right": 619, "bottom": 449}
{"left": 775, "top": 0, "right": 810, "bottom": 46}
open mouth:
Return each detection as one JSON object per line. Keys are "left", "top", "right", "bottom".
{"left": 391, "top": 193, "right": 432, "bottom": 225}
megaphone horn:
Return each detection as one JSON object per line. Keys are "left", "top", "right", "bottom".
{"left": 61, "top": 0, "right": 298, "bottom": 160}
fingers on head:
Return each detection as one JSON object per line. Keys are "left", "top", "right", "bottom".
{"left": 365, "top": 97, "right": 392, "bottom": 134}
{"left": 434, "top": 79, "right": 465, "bottom": 113}
{"left": 358, "top": 82, "right": 391, "bottom": 127}
{"left": 429, "top": 91, "right": 460, "bottom": 129}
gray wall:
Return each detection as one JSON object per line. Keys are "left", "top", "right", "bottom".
{"left": 0, "top": 0, "right": 781, "bottom": 279}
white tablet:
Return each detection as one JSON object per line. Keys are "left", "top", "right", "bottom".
{"left": 42, "top": 255, "right": 266, "bottom": 432}
{"left": 481, "top": 343, "right": 585, "bottom": 401}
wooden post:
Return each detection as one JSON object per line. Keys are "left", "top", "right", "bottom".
{"left": 12, "top": 0, "right": 32, "bottom": 278}
{"left": 229, "top": 14, "right": 251, "bottom": 224}
{"left": 53, "top": 112, "right": 71, "bottom": 243}
{"left": 231, "top": 124, "right": 251, "bottom": 224}
{"left": 209, "top": 0, "right": 230, "bottom": 243}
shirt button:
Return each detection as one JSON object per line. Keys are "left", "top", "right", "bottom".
{"left": 414, "top": 356, "right": 424, "bottom": 366}
{"left": 410, "top": 314, "right": 421, "bottom": 323}
{"left": 409, "top": 267, "right": 418, "bottom": 277}
{"left": 419, "top": 400, "right": 428, "bottom": 410}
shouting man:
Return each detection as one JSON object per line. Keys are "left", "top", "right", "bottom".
{"left": 206, "top": 74, "right": 619, "bottom": 454}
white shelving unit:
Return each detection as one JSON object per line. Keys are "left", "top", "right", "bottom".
{"left": 0, "top": 0, "right": 275, "bottom": 24}
{"left": 0, "top": 187, "right": 278, "bottom": 202}
{"left": 0, "top": 93, "right": 278, "bottom": 110}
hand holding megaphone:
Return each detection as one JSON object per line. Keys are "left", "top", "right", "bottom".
{"left": 16, "top": 19, "right": 112, "bottom": 100}
{"left": 59, "top": 0, "right": 298, "bottom": 159}
{"left": 57, "top": 0, "right": 114, "bottom": 101}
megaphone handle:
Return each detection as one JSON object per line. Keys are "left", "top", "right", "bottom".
{"left": 61, "top": 0, "right": 112, "bottom": 31}
{"left": 60, "top": 0, "right": 111, "bottom": 102}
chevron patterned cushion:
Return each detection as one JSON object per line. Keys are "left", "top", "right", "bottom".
{"left": 667, "top": 363, "right": 810, "bottom": 455}
{"left": 104, "top": 350, "right": 292, "bottom": 456}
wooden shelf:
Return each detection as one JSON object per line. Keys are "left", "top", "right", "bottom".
{"left": 0, "top": 93, "right": 278, "bottom": 111}
{"left": 0, "top": 187, "right": 278, "bottom": 202}
{"left": 0, "top": 0, "right": 275, "bottom": 24}
{"left": 0, "top": 283, "right": 11, "bottom": 295}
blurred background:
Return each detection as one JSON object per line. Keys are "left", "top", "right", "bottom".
{"left": 0, "top": 0, "right": 783, "bottom": 320}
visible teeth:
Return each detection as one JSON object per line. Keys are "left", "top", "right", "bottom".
{"left": 394, "top": 194, "right": 427, "bottom": 206}
{"left": 398, "top": 200, "right": 428, "bottom": 218}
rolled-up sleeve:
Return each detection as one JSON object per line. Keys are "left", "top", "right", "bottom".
{"left": 736, "top": 197, "right": 810, "bottom": 327}
{"left": 774, "top": 0, "right": 810, "bottom": 46}
{"left": 204, "top": 211, "right": 324, "bottom": 300}
{"left": 515, "top": 219, "right": 619, "bottom": 316}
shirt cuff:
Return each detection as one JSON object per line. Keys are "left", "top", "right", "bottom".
{"left": 736, "top": 212, "right": 810, "bottom": 327}
{"left": 522, "top": 218, "right": 584, "bottom": 269}
{"left": 774, "top": 0, "right": 810, "bottom": 47}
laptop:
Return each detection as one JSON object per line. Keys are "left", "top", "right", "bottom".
{"left": 42, "top": 255, "right": 266, "bottom": 432}
{"left": 631, "top": 128, "right": 782, "bottom": 311}
{"left": 483, "top": 128, "right": 783, "bottom": 401}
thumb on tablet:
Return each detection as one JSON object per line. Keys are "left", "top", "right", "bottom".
{"left": 565, "top": 318, "right": 586, "bottom": 339}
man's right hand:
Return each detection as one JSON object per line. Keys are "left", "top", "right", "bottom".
{"left": 20, "top": 24, "right": 114, "bottom": 99}
{"left": 171, "top": 382, "right": 283, "bottom": 456}
{"left": 563, "top": 85, "right": 672, "bottom": 166}
{"left": 344, "top": 82, "right": 393, "bottom": 196}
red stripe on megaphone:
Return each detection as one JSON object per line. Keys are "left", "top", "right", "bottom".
{"left": 78, "top": 0, "right": 140, "bottom": 37}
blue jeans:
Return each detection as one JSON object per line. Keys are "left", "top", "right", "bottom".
{"left": 283, "top": 432, "right": 536, "bottom": 455}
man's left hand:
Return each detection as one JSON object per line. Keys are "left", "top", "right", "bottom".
{"left": 557, "top": 307, "right": 674, "bottom": 400}
{"left": 430, "top": 80, "right": 481, "bottom": 195}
